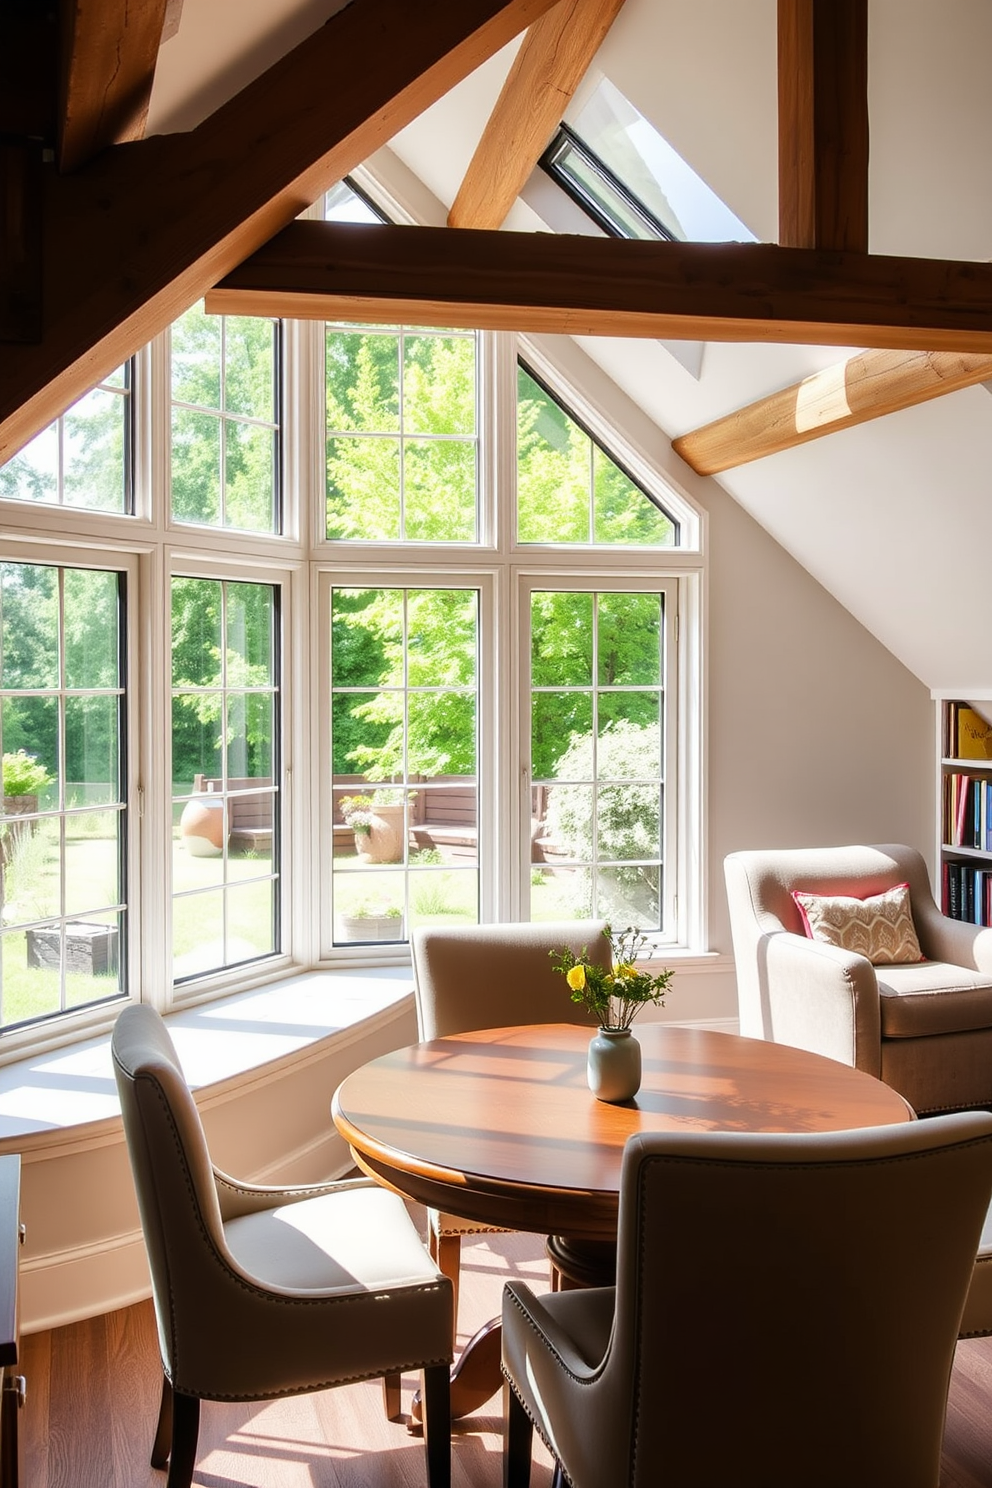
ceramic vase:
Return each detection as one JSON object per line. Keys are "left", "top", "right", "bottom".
{"left": 587, "top": 1026, "right": 641, "bottom": 1103}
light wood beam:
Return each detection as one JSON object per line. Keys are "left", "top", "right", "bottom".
{"left": 778, "top": 0, "right": 868, "bottom": 251}
{"left": 207, "top": 220, "right": 992, "bottom": 354}
{"left": 447, "top": 0, "right": 626, "bottom": 230}
{"left": 59, "top": 0, "right": 170, "bottom": 172}
{"left": 0, "top": 0, "right": 561, "bottom": 464}
{"left": 672, "top": 349, "right": 992, "bottom": 476}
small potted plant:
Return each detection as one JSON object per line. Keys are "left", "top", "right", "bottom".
{"left": 337, "top": 897, "right": 405, "bottom": 943}
{"left": 340, "top": 795, "right": 376, "bottom": 857}
{"left": 340, "top": 788, "right": 415, "bottom": 863}
{"left": 551, "top": 925, "right": 673, "bottom": 1103}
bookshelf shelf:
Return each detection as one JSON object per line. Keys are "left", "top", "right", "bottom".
{"left": 938, "top": 699, "right": 992, "bottom": 927}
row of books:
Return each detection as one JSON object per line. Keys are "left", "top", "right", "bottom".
{"left": 945, "top": 773, "right": 992, "bottom": 851}
{"left": 943, "top": 861, "right": 992, "bottom": 927}
{"left": 945, "top": 702, "right": 992, "bottom": 761}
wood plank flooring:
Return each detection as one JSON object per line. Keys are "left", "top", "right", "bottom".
{"left": 17, "top": 1221, "right": 992, "bottom": 1487}
{"left": 19, "top": 1227, "right": 557, "bottom": 1488}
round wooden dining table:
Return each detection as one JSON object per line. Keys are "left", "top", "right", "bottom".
{"left": 332, "top": 1020, "right": 914, "bottom": 1419}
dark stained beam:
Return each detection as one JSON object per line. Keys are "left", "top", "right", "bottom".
{"left": 59, "top": 0, "right": 171, "bottom": 172}
{"left": 672, "top": 350, "right": 992, "bottom": 476}
{"left": 207, "top": 220, "right": 992, "bottom": 353}
{"left": 0, "top": 0, "right": 562, "bottom": 464}
{"left": 1, "top": 139, "right": 43, "bottom": 342}
{"left": 778, "top": 0, "right": 868, "bottom": 251}
{"left": 448, "top": 0, "right": 626, "bottom": 230}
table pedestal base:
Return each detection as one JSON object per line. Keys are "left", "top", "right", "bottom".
{"left": 545, "top": 1236, "right": 617, "bottom": 1290}
{"left": 412, "top": 1235, "right": 618, "bottom": 1425}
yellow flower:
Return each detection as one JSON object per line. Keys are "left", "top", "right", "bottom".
{"left": 566, "top": 964, "right": 587, "bottom": 992}
{"left": 614, "top": 962, "right": 636, "bottom": 980}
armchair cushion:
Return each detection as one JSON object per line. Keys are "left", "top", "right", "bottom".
{"left": 793, "top": 882, "right": 923, "bottom": 965}
{"left": 877, "top": 960, "right": 992, "bottom": 1038}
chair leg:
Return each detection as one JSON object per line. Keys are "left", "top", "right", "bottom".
{"left": 432, "top": 1233, "right": 462, "bottom": 1345}
{"left": 166, "top": 1391, "right": 200, "bottom": 1488}
{"left": 503, "top": 1381, "right": 533, "bottom": 1488}
{"left": 421, "top": 1362, "right": 451, "bottom": 1488}
{"left": 382, "top": 1371, "right": 403, "bottom": 1422}
{"left": 151, "top": 1374, "right": 173, "bottom": 1468}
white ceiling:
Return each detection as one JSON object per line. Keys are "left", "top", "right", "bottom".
{"left": 149, "top": 0, "right": 992, "bottom": 692}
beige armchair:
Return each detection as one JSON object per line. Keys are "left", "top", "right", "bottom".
{"left": 724, "top": 843, "right": 992, "bottom": 1114}
{"left": 112, "top": 1004, "right": 453, "bottom": 1488}
{"left": 502, "top": 1114, "right": 992, "bottom": 1488}
{"left": 411, "top": 920, "right": 609, "bottom": 1331}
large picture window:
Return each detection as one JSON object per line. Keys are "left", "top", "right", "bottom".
{"left": 0, "top": 249, "right": 700, "bottom": 1056}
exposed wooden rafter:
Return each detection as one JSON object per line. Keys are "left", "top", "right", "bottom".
{"left": 0, "top": 0, "right": 562, "bottom": 464}
{"left": 207, "top": 221, "right": 992, "bottom": 353}
{"left": 672, "top": 349, "right": 992, "bottom": 476}
{"left": 778, "top": 0, "right": 869, "bottom": 251}
{"left": 59, "top": 0, "right": 171, "bottom": 172}
{"left": 447, "top": 0, "right": 626, "bottom": 231}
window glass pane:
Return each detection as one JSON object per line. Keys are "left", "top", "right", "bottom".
{"left": 172, "top": 576, "right": 280, "bottom": 982}
{"left": 327, "top": 330, "right": 400, "bottom": 432}
{"left": 326, "top": 437, "right": 401, "bottom": 541}
{"left": 65, "top": 697, "right": 119, "bottom": 803}
{"left": 171, "top": 303, "right": 280, "bottom": 533}
{"left": 64, "top": 568, "right": 120, "bottom": 689}
{"left": 403, "top": 440, "right": 476, "bottom": 542}
{"left": 224, "top": 421, "right": 276, "bottom": 532}
{"left": 1, "top": 562, "right": 59, "bottom": 689}
{"left": 325, "top": 328, "right": 478, "bottom": 542}
{"left": 331, "top": 586, "right": 479, "bottom": 945}
{"left": 518, "top": 367, "right": 677, "bottom": 547}
{"left": 224, "top": 316, "right": 275, "bottom": 420}
{"left": 0, "top": 370, "right": 131, "bottom": 514}
{"left": 531, "top": 590, "right": 665, "bottom": 931}
{"left": 324, "top": 179, "right": 386, "bottom": 225}
{"left": 0, "top": 561, "right": 126, "bottom": 1029}
{"left": 171, "top": 408, "right": 221, "bottom": 524}
{"left": 531, "top": 590, "right": 593, "bottom": 689}
{"left": 567, "top": 77, "right": 755, "bottom": 244}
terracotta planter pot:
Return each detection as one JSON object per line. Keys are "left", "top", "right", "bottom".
{"left": 362, "top": 803, "right": 406, "bottom": 863}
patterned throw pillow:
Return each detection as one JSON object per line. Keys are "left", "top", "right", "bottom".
{"left": 791, "top": 882, "right": 924, "bottom": 965}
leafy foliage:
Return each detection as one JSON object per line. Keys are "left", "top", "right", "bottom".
{"left": 544, "top": 720, "right": 663, "bottom": 924}
{"left": 2, "top": 750, "right": 51, "bottom": 796}
{"left": 550, "top": 924, "right": 672, "bottom": 1029}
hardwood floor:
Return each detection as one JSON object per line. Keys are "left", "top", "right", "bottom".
{"left": 19, "top": 1227, "right": 557, "bottom": 1488}
{"left": 18, "top": 1221, "right": 992, "bottom": 1487}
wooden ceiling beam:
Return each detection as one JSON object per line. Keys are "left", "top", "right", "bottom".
{"left": 207, "top": 220, "right": 992, "bottom": 353}
{"left": 59, "top": 0, "right": 171, "bottom": 172}
{"left": 778, "top": 0, "right": 869, "bottom": 251}
{"left": 447, "top": 0, "right": 626, "bottom": 230}
{"left": 0, "top": 0, "right": 561, "bottom": 463}
{"left": 672, "top": 349, "right": 992, "bottom": 476}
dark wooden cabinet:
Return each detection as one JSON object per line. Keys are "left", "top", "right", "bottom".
{"left": 0, "top": 1157, "right": 22, "bottom": 1488}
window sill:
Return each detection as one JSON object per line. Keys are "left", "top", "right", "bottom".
{"left": 0, "top": 966, "right": 415, "bottom": 1147}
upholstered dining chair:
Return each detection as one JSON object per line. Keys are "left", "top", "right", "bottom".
{"left": 112, "top": 1004, "right": 453, "bottom": 1488}
{"left": 411, "top": 920, "right": 610, "bottom": 1331}
{"left": 502, "top": 1113, "right": 992, "bottom": 1488}
{"left": 724, "top": 843, "right": 992, "bottom": 1114}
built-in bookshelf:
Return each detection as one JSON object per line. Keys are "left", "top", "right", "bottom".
{"left": 939, "top": 698, "right": 992, "bottom": 927}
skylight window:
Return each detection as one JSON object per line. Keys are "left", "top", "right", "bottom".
{"left": 324, "top": 179, "right": 386, "bottom": 225}
{"left": 542, "top": 77, "right": 754, "bottom": 244}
